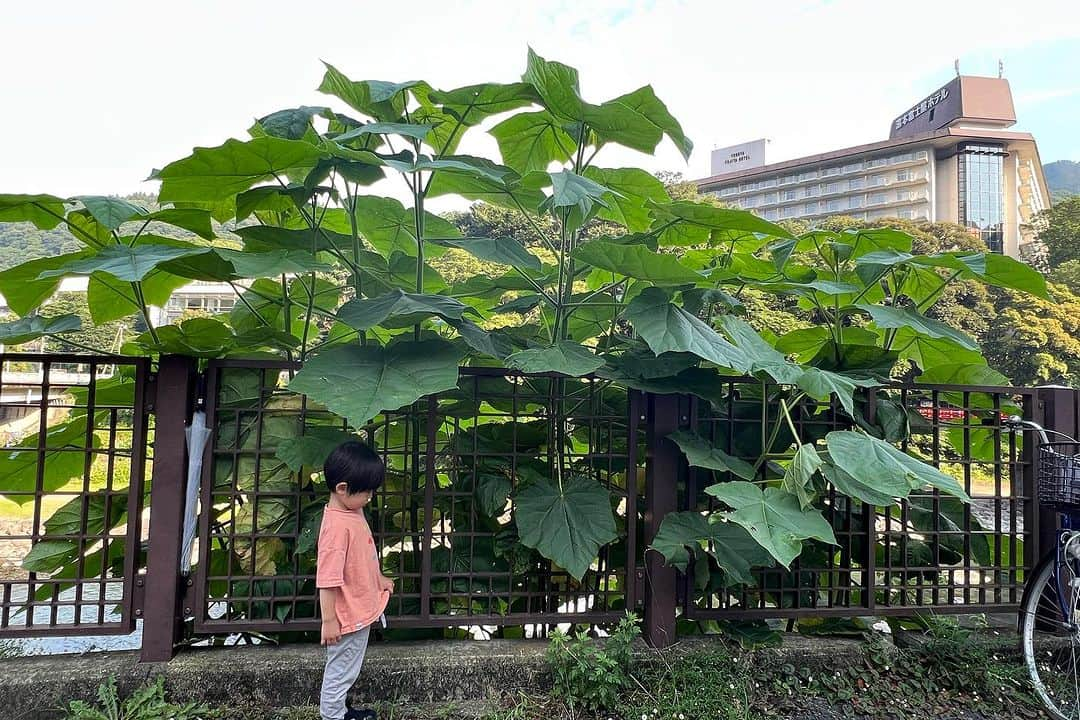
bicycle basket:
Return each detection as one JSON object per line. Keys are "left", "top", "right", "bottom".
{"left": 1039, "top": 442, "right": 1080, "bottom": 508}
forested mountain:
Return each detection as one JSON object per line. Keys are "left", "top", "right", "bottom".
{"left": 1046, "top": 160, "right": 1080, "bottom": 200}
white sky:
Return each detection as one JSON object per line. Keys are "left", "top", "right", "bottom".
{"left": 2, "top": 0, "right": 1079, "bottom": 206}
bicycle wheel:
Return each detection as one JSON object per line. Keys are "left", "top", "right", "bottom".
{"left": 1022, "top": 550, "right": 1080, "bottom": 719}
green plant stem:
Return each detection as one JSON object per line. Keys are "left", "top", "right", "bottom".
{"left": 130, "top": 282, "right": 160, "bottom": 346}
{"left": 227, "top": 281, "right": 272, "bottom": 328}
{"left": 45, "top": 334, "right": 110, "bottom": 355}
{"left": 753, "top": 391, "right": 806, "bottom": 471}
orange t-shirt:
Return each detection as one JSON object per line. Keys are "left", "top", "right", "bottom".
{"left": 315, "top": 506, "right": 390, "bottom": 634}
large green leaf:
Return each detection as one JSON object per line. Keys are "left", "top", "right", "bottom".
{"left": 333, "top": 121, "right": 433, "bottom": 143}
{"left": 820, "top": 459, "right": 908, "bottom": 507}
{"left": 584, "top": 85, "right": 692, "bottom": 160}
{"left": 0, "top": 251, "right": 92, "bottom": 315}
{"left": 75, "top": 195, "right": 147, "bottom": 230}
{"left": 650, "top": 511, "right": 773, "bottom": 585}
{"left": 0, "top": 314, "right": 81, "bottom": 346}
{"left": 572, "top": 241, "right": 702, "bottom": 285}
{"left": 132, "top": 318, "right": 299, "bottom": 357}
{"left": 429, "top": 236, "right": 541, "bottom": 272}
{"left": 37, "top": 243, "right": 210, "bottom": 282}
{"left": 146, "top": 207, "right": 216, "bottom": 240}
{"left": 622, "top": 287, "right": 747, "bottom": 370}
{"left": 795, "top": 367, "right": 879, "bottom": 417}
{"left": 917, "top": 362, "right": 1009, "bottom": 387}
{"left": 826, "top": 430, "right": 970, "bottom": 501}
{"left": 521, "top": 48, "right": 584, "bottom": 121}
{"left": 0, "top": 417, "right": 98, "bottom": 502}
{"left": 348, "top": 196, "right": 459, "bottom": 257}
{"left": 548, "top": 170, "right": 611, "bottom": 217}
{"left": 705, "top": 482, "right": 837, "bottom": 568}
{"left": 234, "top": 224, "right": 355, "bottom": 254}
{"left": 782, "top": 444, "right": 823, "bottom": 510}
{"left": 857, "top": 304, "right": 978, "bottom": 351}
{"left": 648, "top": 200, "right": 795, "bottom": 241}
{"left": 276, "top": 427, "right": 357, "bottom": 472}
{"left": 490, "top": 111, "right": 575, "bottom": 174}
{"left": 514, "top": 474, "right": 616, "bottom": 580}
{"left": 475, "top": 473, "right": 513, "bottom": 518}
{"left": 214, "top": 249, "right": 331, "bottom": 279}
{"left": 253, "top": 106, "right": 328, "bottom": 140}
{"left": 506, "top": 341, "right": 604, "bottom": 376}
{"left": 667, "top": 430, "right": 755, "bottom": 480}
{"left": 583, "top": 167, "right": 669, "bottom": 232}
{"left": 889, "top": 328, "right": 986, "bottom": 371}
{"left": 152, "top": 137, "right": 328, "bottom": 202}
{"left": 429, "top": 82, "right": 540, "bottom": 126}
{"left": 714, "top": 315, "right": 802, "bottom": 383}
{"left": 86, "top": 269, "right": 188, "bottom": 324}
{"left": 953, "top": 252, "right": 1049, "bottom": 299}
{"left": 0, "top": 194, "right": 67, "bottom": 229}
{"left": 317, "top": 63, "right": 413, "bottom": 122}
{"left": 288, "top": 338, "right": 464, "bottom": 426}
{"left": 336, "top": 289, "right": 474, "bottom": 331}
{"left": 425, "top": 158, "right": 548, "bottom": 213}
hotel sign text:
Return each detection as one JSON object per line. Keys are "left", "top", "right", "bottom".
{"left": 894, "top": 87, "right": 950, "bottom": 131}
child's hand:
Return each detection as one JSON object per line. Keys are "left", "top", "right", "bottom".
{"left": 381, "top": 575, "right": 395, "bottom": 595}
{"left": 321, "top": 619, "right": 341, "bottom": 646}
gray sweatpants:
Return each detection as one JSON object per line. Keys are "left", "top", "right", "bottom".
{"left": 320, "top": 625, "right": 370, "bottom": 720}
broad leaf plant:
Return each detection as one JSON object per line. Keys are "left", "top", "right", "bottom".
{"left": 0, "top": 50, "right": 1048, "bottom": 621}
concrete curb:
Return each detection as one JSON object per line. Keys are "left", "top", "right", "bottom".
{"left": 0, "top": 634, "right": 970, "bottom": 719}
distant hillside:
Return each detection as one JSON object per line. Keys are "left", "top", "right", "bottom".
{"left": 0, "top": 193, "right": 189, "bottom": 271}
{"left": 1046, "top": 160, "right": 1080, "bottom": 200}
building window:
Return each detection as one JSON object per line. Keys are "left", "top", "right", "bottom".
{"left": 870, "top": 175, "right": 887, "bottom": 187}
{"left": 958, "top": 143, "right": 1007, "bottom": 253}
{"left": 848, "top": 196, "right": 864, "bottom": 209}
{"left": 868, "top": 157, "right": 888, "bottom": 168}
{"left": 825, "top": 182, "right": 842, "bottom": 194}
{"left": 781, "top": 206, "right": 796, "bottom": 219}
{"left": 896, "top": 170, "right": 912, "bottom": 182}
{"left": 890, "top": 152, "right": 915, "bottom": 164}
{"left": 781, "top": 189, "right": 797, "bottom": 201}
{"left": 807, "top": 186, "right": 821, "bottom": 197}
{"left": 842, "top": 162, "right": 863, "bottom": 173}
{"left": 719, "top": 186, "right": 738, "bottom": 196}
{"left": 896, "top": 190, "right": 913, "bottom": 201}
{"left": 804, "top": 202, "right": 818, "bottom": 214}
{"left": 898, "top": 208, "right": 915, "bottom": 219}
{"left": 762, "top": 177, "right": 778, "bottom": 188}
{"left": 799, "top": 171, "right": 817, "bottom": 182}
{"left": 764, "top": 208, "right": 779, "bottom": 220}
{"left": 869, "top": 192, "right": 888, "bottom": 205}
{"left": 822, "top": 166, "right": 841, "bottom": 177}
{"left": 849, "top": 178, "right": 865, "bottom": 190}
{"left": 762, "top": 192, "right": 777, "bottom": 204}
{"left": 915, "top": 150, "right": 928, "bottom": 160}
{"left": 780, "top": 174, "right": 797, "bottom": 185}
{"left": 827, "top": 199, "right": 843, "bottom": 212}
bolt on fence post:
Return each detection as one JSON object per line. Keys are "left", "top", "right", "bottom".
{"left": 140, "top": 355, "right": 197, "bottom": 662}
{"left": 1035, "top": 387, "right": 1078, "bottom": 565}
{"left": 643, "top": 392, "right": 680, "bottom": 648}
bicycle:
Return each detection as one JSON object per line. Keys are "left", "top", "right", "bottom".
{"left": 1006, "top": 416, "right": 1080, "bottom": 718}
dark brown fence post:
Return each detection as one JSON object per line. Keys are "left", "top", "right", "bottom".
{"left": 1035, "top": 386, "right": 1078, "bottom": 563}
{"left": 643, "top": 392, "right": 680, "bottom": 648}
{"left": 140, "top": 355, "right": 196, "bottom": 663}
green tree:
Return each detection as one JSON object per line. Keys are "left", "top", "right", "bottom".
{"left": 1049, "top": 259, "right": 1080, "bottom": 295}
{"left": 982, "top": 283, "right": 1080, "bottom": 387}
{"left": 1036, "top": 196, "right": 1080, "bottom": 268}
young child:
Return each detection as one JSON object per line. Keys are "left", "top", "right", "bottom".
{"left": 317, "top": 440, "right": 394, "bottom": 720}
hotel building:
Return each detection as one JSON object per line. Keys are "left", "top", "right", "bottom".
{"left": 696, "top": 76, "right": 1051, "bottom": 258}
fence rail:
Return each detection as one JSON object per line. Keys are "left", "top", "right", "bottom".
{"left": 0, "top": 352, "right": 1073, "bottom": 660}
{"left": 0, "top": 354, "right": 151, "bottom": 638}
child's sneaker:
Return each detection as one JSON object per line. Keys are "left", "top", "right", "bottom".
{"left": 344, "top": 705, "right": 377, "bottom": 720}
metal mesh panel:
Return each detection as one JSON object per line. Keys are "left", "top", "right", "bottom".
{"left": 194, "top": 361, "right": 639, "bottom": 634}
{"left": 0, "top": 354, "right": 150, "bottom": 637}
{"left": 680, "top": 381, "right": 1035, "bottom": 619}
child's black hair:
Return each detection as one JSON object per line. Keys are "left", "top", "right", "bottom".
{"left": 324, "top": 440, "right": 385, "bottom": 495}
